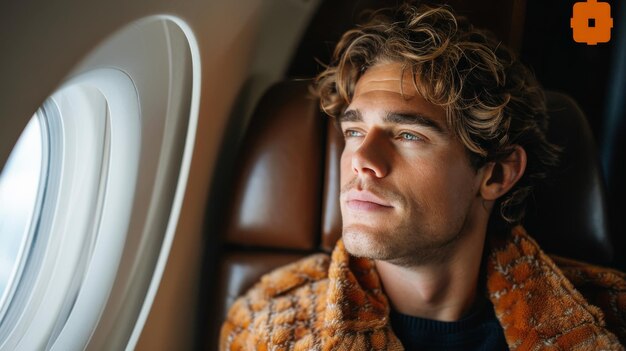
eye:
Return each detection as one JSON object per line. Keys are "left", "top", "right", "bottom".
{"left": 344, "top": 129, "right": 364, "bottom": 138}
{"left": 399, "top": 132, "right": 422, "bottom": 142}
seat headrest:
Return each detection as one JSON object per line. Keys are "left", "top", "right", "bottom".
{"left": 524, "top": 92, "right": 613, "bottom": 264}
{"left": 223, "top": 81, "right": 331, "bottom": 251}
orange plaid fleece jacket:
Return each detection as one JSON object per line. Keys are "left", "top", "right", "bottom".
{"left": 220, "top": 226, "right": 626, "bottom": 350}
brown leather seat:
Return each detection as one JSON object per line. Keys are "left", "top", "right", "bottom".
{"left": 203, "top": 80, "right": 615, "bottom": 349}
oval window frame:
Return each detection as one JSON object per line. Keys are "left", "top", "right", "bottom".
{"left": 0, "top": 15, "right": 201, "bottom": 351}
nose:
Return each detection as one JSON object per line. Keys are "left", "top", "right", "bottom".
{"left": 350, "top": 129, "right": 390, "bottom": 178}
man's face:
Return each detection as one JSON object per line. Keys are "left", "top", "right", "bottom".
{"left": 339, "top": 62, "right": 486, "bottom": 266}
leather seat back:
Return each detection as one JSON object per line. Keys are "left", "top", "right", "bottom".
{"left": 524, "top": 92, "right": 613, "bottom": 263}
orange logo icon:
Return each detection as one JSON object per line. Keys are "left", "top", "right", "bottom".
{"left": 571, "top": 0, "right": 613, "bottom": 45}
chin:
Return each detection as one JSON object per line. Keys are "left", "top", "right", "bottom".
{"left": 341, "top": 225, "right": 395, "bottom": 260}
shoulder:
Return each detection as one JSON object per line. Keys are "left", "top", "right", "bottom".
{"left": 219, "top": 252, "right": 331, "bottom": 350}
{"left": 252, "top": 253, "right": 331, "bottom": 298}
{"left": 552, "top": 255, "right": 626, "bottom": 344}
{"left": 229, "top": 251, "right": 331, "bottom": 306}
{"left": 490, "top": 226, "right": 626, "bottom": 344}
{"left": 551, "top": 255, "right": 626, "bottom": 290}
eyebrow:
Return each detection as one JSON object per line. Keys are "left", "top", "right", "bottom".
{"left": 339, "top": 109, "right": 446, "bottom": 135}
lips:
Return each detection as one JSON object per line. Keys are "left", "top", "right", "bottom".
{"left": 344, "top": 190, "right": 393, "bottom": 211}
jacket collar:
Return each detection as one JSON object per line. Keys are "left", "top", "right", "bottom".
{"left": 324, "top": 226, "right": 622, "bottom": 349}
{"left": 486, "top": 226, "right": 621, "bottom": 348}
{"left": 323, "top": 239, "right": 391, "bottom": 333}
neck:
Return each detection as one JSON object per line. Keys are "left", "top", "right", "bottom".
{"left": 375, "top": 218, "right": 488, "bottom": 322}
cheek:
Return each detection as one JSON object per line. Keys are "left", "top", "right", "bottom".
{"left": 446, "top": 155, "right": 478, "bottom": 189}
{"left": 401, "top": 163, "right": 443, "bottom": 207}
{"left": 402, "top": 154, "right": 477, "bottom": 213}
{"left": 431, "top": 159, "right": 478, "bottom": 208}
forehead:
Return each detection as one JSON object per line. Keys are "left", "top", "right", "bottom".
{"left": 353, "top": 62, "right": 417, "bottom": 97}
{"left": 350, "top": 62, "right": 446, "bottom": 124}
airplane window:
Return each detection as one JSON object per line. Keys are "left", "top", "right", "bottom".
{"left": 0, "top": 115, "right": 44, "bottom": 319}
{"left": 0, "top": 16, "right": 199, "bottom": 350}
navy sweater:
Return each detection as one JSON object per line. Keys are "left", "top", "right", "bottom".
{"left": 389, "top": 298, "right": 509, "bottom": 350}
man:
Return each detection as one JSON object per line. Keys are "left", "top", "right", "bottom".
{"left": 220, "top": 3, "right": 626, "bottom": 350}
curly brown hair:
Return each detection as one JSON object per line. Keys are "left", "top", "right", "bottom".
{"left": 314, "top": 2, "right": 560, "bottom": 226}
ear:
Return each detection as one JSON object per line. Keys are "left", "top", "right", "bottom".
{"left": 479, "top": 146, "right": 527, "bottom": 201}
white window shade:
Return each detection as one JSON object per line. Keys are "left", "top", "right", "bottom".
{"left": 0, "top": 115, "right": 44, "bottom": 323}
